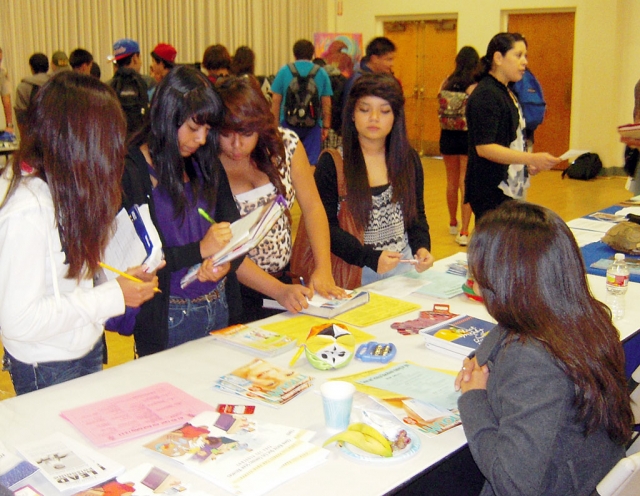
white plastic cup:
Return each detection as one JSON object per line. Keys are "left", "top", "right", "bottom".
{"left": 320, "top": 381, "right": 356, "bottom": 431}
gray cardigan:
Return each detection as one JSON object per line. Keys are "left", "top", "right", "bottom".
{"left": 458, "top": 325, "right": 624, "bottom": 496}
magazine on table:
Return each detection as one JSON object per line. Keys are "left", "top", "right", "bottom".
{"left": 213, "top": 358, "right": 313, "bottom": 407}
{"left": 419, "top": 314, "right": 496, "bottom": 360}
{"left": 15, "top": 433, "right": 124, "bottom": 495}
{"left": 143, "top": 411, "right": 328, "bottom": 496}
{"left": 209, "top": 324, "right": 297, "bottom": 357}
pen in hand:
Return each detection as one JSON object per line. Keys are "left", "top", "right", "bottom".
{"left": 98, "top": 262, "right": 161, "bottom": 293}
{"left": 198, "top": 208, "right": 215, "bottom": 224}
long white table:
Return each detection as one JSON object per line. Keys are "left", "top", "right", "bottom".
{"left": 2, "top": 254, "right": 638, "bottom": 495}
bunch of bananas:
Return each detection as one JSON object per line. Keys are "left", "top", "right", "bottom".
{"left": 323, "top": 422, "right": 392, "bottom": 457}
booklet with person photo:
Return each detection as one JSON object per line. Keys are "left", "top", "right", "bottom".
{"left": 213, "top": 358, "right": 313, "bottom": 407}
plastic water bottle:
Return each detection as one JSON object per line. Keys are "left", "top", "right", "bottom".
{"left": 606, "top": 253, "right": 629, "bottom": 320}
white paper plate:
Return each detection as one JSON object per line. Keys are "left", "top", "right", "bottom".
{"left": 338, "top": 429, "right": 421, "bottom": 463}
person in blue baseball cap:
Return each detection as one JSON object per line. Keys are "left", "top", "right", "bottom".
{"left": 109, "top": 38, "right": 142, "bottom": 69}
{"left": 107, "top": 38, "right": 149, "bottom": 137}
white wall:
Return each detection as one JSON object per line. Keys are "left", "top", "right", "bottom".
{"left": 332, "top": 0, "right": 639, "bottom": 168}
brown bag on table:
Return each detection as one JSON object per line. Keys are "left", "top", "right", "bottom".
{"left": 290, "top": 149, "right": 364, "bottom": 290}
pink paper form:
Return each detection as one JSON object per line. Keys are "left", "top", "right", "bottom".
{"left": 61, "top": 382, "right": 213, "bottom": 446}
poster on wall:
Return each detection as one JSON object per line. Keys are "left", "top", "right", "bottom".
{"left": 313, "top": 33, "right": 363, "bottom": 78}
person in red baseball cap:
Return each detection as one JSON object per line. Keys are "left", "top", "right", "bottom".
{"left": 151, "top": 43, "right": 177, "bottom": 84}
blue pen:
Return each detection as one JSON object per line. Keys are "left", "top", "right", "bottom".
{"left": 299, "top": 276, "right": 306, "bottom": 287}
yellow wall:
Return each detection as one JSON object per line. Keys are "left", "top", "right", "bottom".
{"left": 331, "top": 0, "right": 638, "bottom": 168}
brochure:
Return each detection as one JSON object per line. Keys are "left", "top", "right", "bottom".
{"left": 263, "top": 290, "right": 370, "bottom": 319}
{"left": 213, "top": 358, "right": 313, "bottom": 407}
{"left": 181, "top": 195, "right": 286, "bottom": 288}
{"left": 143, "top": 411, "right": 328, "bottom": 496}
{"left": 335, "top": 362, "right": 462, "bottom": 437}
{"left": 15, "top": 433, "right": 124, "bottom": 495}
{"left": 210, "top": 324, "right": 297, "bottom": 357}
{"left": 419, "top": 314, "right": 496, "bottom": 360}
{"left": 74, "top": 463, "right": 207, "bottom": 495}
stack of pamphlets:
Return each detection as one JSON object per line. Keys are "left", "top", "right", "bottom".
{"left": 419, "top": 314, "right": 496, "bottom": 360}
{"left": 144, "top": 411, "right": 328, "bottom": 496}
{"left": 15, "top": 433, "right": 124, "bottom": 495}
{"left": 445, "top": 260, "right": 468, "bottom": 277}
{"left": 214, "top": 358, "right": 313, "bottom": 407}
{"left": 210, "top": 324, "right": 297, "bottom": 357}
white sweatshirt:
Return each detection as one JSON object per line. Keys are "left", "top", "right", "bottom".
{"left": 0, "top": 172, "right": 125, "bottom": 364}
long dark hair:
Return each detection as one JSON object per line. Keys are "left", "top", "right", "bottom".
{"left": 443, "top": 46, "right": 480, "bottom": 92}
{"left": 479, "top": 32, "right": 526, "bottom": 79}
{"left": 468, "top": 201, "right": 632, "bottom": 445}
{"left": 4, "top": 71, "right": 126, "bottom": 280}
{"left": 215, "top": 75, "right": 287, "bottom": 198}
{"left": 342, "top": 73, "right": 416, "bottom": 230}
{"left": 131, "top": 65, "right": 223, "bottom": 218}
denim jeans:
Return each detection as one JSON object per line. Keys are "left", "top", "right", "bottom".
{"left": 3, "top": 338, "right": 104, "bottom": 396}
{"left": 361, "top": 244, "right": 414, "bottom": 286}
{"left": 167, "top": 287, "right": 229, "bottom": 349}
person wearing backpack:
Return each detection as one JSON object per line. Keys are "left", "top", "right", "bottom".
{"left": 107, "top": 38, "right": 149, "bottom": 139}
{"left": 313, "top": 57, "right": 346, "bottom": 150}
{"left": 14, "top": 53, "right": 50, "bottom": 132}
{"left": 466, "top": 33, "right": 560, "bottom": 220}
{"left": 438, "top": 46, "right": 480, "bottom": 246}
{"left": 270, "top": 39, "right": 332, "bottom": 165}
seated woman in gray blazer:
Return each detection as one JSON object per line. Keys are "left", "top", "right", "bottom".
{"left": 455, "top": 200, "right": 632, "bottom": 496}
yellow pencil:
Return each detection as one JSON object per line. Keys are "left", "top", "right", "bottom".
{"left": 288, "top": 344, "right": 306, "bottom": 368}
{"left": 98, "top": 262, "right": 161, "bottom": 293}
